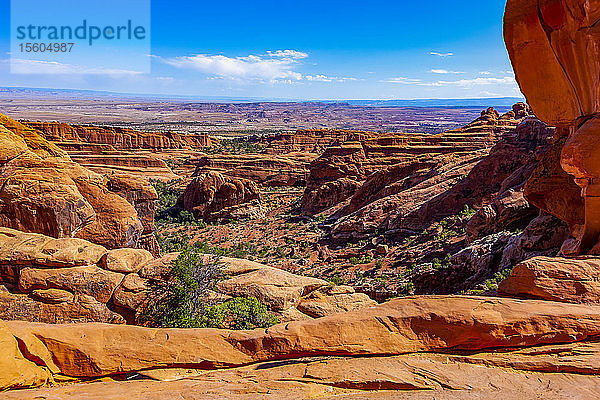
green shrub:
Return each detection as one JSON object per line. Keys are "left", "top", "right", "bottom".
{"left": 151, "top": 179, "right": 183, "bottom": 215}
{"left": 398, "top": 282, "right": 415, "bottom": 296}
{"left": 349, "top": 255, "right": 372, "bottom": 265}
{"left": 432, "top": 254, "right": 451, "bottom": 270}
{"left": 459, "top": 205, "right": 477, "bottom": 219}
{"left": 329, "top": 275, "right": 345, "bottom": 285}
{"left": 141, "top": 246, "right": 219, "bottom": 328}
{"left": 480, "top": 267, "right": 515, "bottom": 291}
{"left": 142, "top": 247, "right": 277, "bottom": 330}
{"left": 198, "top": 297, "right": 278, "bottom": 330}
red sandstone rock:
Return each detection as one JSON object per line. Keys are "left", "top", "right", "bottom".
{"left": 190, "top": 153, "right": 312, "bottom": 187}
{"left": 106, "top": 174, "right": 160, "bottom": 255}
{"left": 26, "top": 120, "right": 217, "bottom": 150}
{"left": 5, "top": 354, "right": 600, "bottom": 399}
{"left": 0, "top": 320, "right": 50, "bottom": 391}
{"left": 0, "top": 113, "right": 147, "bottom": 250}
{"left": 328, "top": 113, "right": 550, "bottom": 242}
{"left": 498, "top": 256, "right": 600, "bottom": 303}
{"left": 301, "top": 106, "right": 532, "bottom": 222}
{"left": 3, "top": 296, "right": 600, "bottom": 382}
{"left": 504, "top": 0, "right": 583, "bottom": 126}
{"left": 504, "top": 0, "right": 600, "bottom": 254}
{"left": 231, "top": 296, "right": 600, "bottom": 360}
{"left": 176, "top": 171, "right": 263, "bottom": 222}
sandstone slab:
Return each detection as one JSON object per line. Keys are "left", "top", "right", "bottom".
{"left": 499, "top": 256, "right": 600, "bottom": 303}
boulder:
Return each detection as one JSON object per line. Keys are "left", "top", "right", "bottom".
{"left": 30, "top": 288, "right": 74, "bottom": 304}
{"left": 0, "top": 228, "right": 107, "bottom": 268}
{"left": 138, "top": 252, "right": 180, "bottom": 281}
{"left": 230, "top": 296, "right": 600, "bottom": 360}
{"left": 18, "top": 266, "right": 124, "bottom": 304}
{"left": 0, "top": 154, "right": 97, "bottom": 239}
{"left": 217, "top": 262, "right": 328, "bottom": 311}
{"left": 107, "top": 174, "right": 160, "bottom": 255}
{"left": 176, "top": 171, "right": 263, "bottom": 222}
{"left": 296, "top": 285, "right": 377, "bottom": 318}
{"left": 72, "top": 171, "right": 144, "bottom": 249}
{"left": 112, "top": 273, "right": 155, "bottom": 320}
{"left": 0, "top": 290, "right": 124, "bottom": 324}
{"left": 3, "top": 295, "right": 600, "bottom": 381}
{"left": 5, "top": 321, "right": 252, "bottom": 377}
{"left": 499, "top": 256, "right": 600, "bottom": 303}
{"left": 101, "top": 248, "right": 154, "bottom": 274}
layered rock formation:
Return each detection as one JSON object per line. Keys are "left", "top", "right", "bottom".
{"left": 69, "top": 152, "right": 177, "bottom": 181}
{"left": 176, "top": 171, "right": 264, "bottom": 222}
{"left": 301, "top": 104, "right": 541, "bottom": 242}
{"left": 252, "top": 128, "right": 380, "bottom": 154}
{"left": 19, "top": 120, "right": 214, "bottom": 180}
{"left": 505, "top": 0, "right": 600, "bottom": 255}
{"left": 303, "top": 106, "right": 527, "bottom": 216}
{"left": 26, "top": 120, "right": 217, "bottom": 150}
{"left": 3, "top": 296, "right": 600, "bottom": 398}
{"left": 188, "top": 152, "right": 312, "bottom": 187}
{"left": 0, "top": 228, "right": 374, "bottom": 325}
{"left": 0, "top": 113, "right": 157, "bottom": 251}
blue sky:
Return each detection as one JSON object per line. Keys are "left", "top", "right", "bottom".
{"left": 0, "top": 0, "right": 522, "bottom": 100}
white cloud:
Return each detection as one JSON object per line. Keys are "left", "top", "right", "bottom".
{"left": 8, "top": 59, "right": 143, "bottom": 75}
{"left": 306, "top": 74, "right": 357, "bottom": 82}
{"left": 479, "top": 90, "right": 502, "bottom": 97}
{"left": 159, "top": 50, "right": 308, "bottom": 82}
{"left": 266, "top": 50, "right": 308, "bottom": 59}
{"left": 425, "top": 76, "right": 517, "bottom": 87}
{"left": 381, "top": 77, "right": 423, "bottom": 84}
{"left": 381, "top": 75, "right": 517, "bottom": 88}
{"left": 479, "top": 71, "right": 492, "bottom": 75}
{"left": 430, "top": 69, "right": 463, "bottom": 74}
{"left": 430, "top": 52, "right": 454, "bottom": 57}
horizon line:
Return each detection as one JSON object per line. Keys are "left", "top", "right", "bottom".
{"left": 0, "top": 86, "right": 526, "bottom": 104}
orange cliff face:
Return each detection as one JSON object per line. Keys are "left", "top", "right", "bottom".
{"left": 0, "top": 112, "right": 159, "bottom": 254}
{"left": 16, "top": 119, "right": 210, "bottom": 181}
{"left": 24, "top": 120, "right": 218, "bottom": 151}
{"left": 504, "top": 0, "right": 600, "bottom": 255}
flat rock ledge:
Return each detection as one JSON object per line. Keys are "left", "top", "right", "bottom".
{"left": 2, "top": 295, "right": 600, "bottom": 399}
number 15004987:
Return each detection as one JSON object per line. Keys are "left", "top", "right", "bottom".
{"left": 19, "top": 43, "right": 74, "bottom": 52}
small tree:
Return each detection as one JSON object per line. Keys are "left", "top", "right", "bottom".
{"left": 141, "top": 246, "right": 278, "bottom": 330}
{"left": 142, "top": 246, "right": 218, "bottom": 328}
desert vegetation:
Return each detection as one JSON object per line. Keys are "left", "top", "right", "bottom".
{"left": 142, "top": 246, "right": 277, "bottom": 329}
